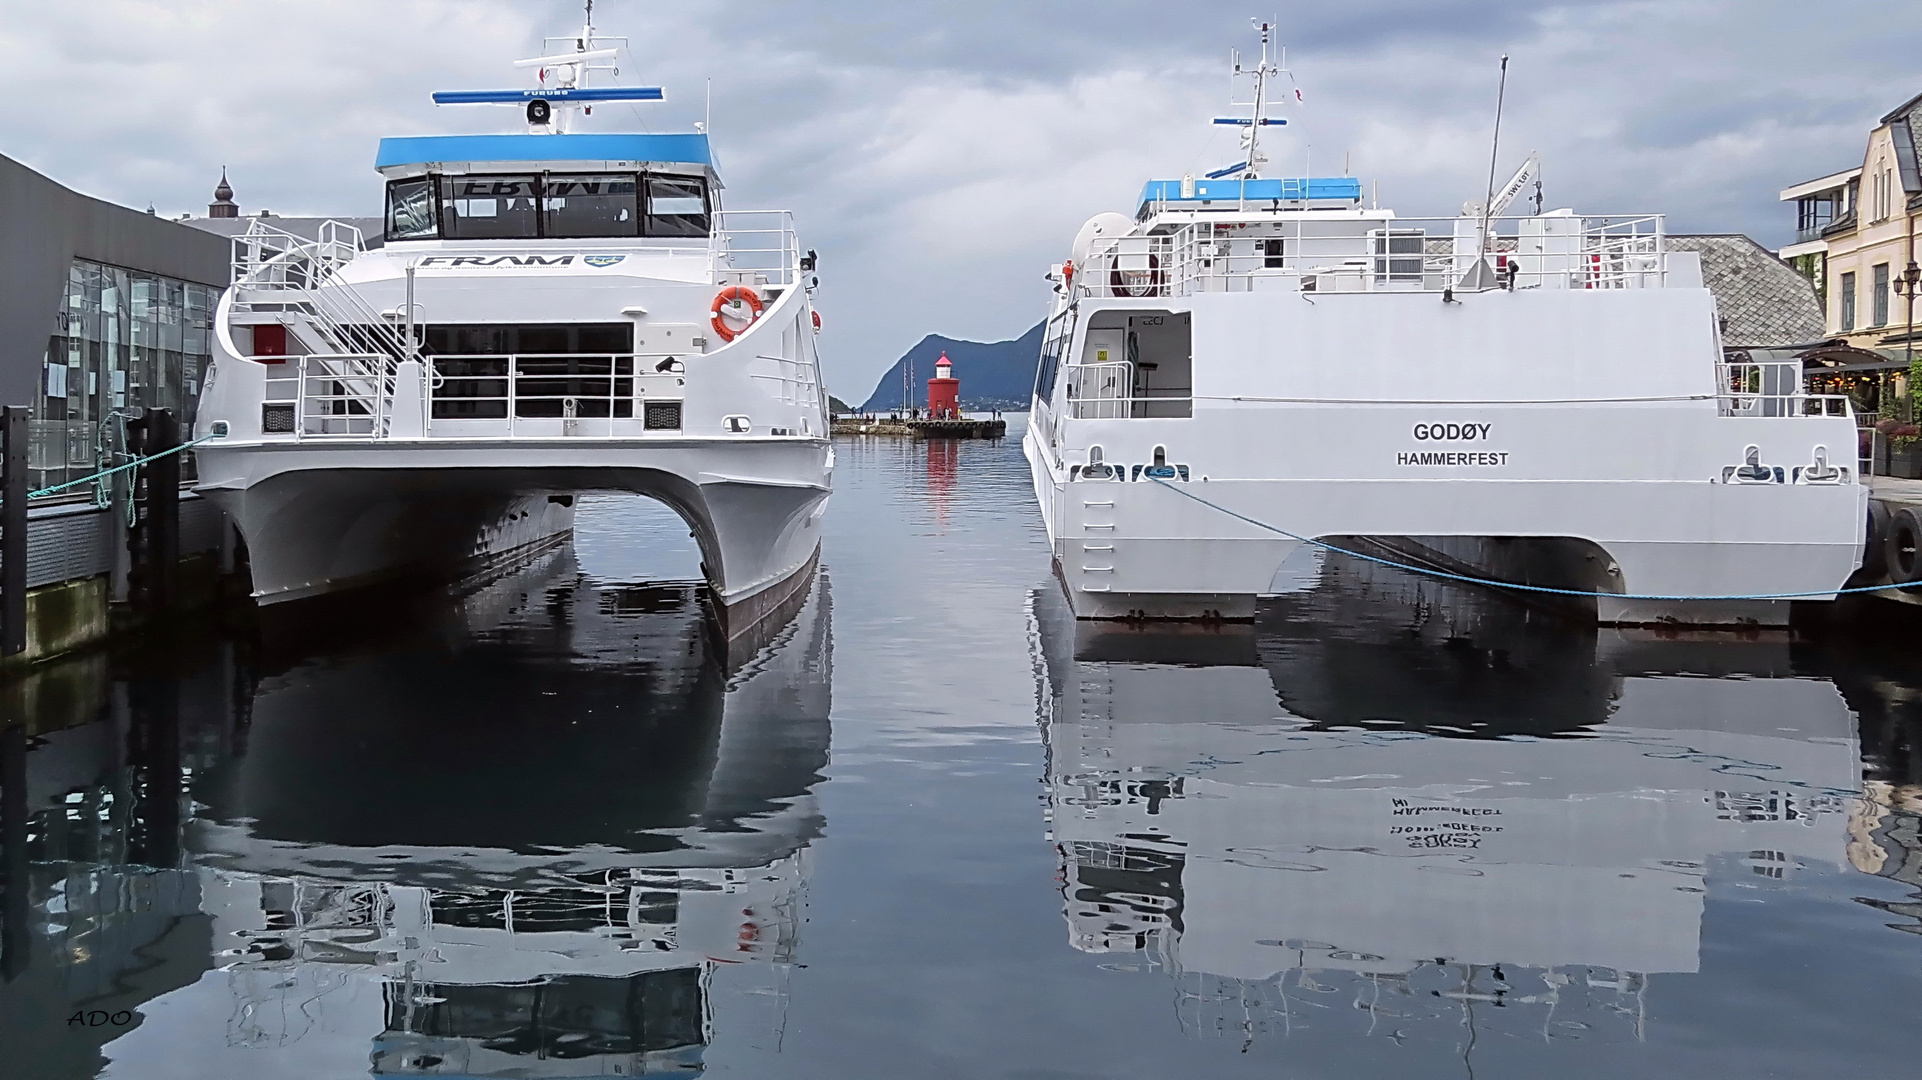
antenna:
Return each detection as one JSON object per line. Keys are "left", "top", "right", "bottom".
{"left": 1478, "top": 54, "right": 1510, "bottom": 261}
{"left": 1209, "top": 21, "right": 1293, "bottom": 182}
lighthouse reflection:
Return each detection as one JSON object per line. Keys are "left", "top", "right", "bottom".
{"left": 1032, "top": 553, "right": 1859, "bottom": 1047}
{"left": 1, "top": 548, "right": 831, "bottom": 1079}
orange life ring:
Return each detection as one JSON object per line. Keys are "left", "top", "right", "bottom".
{"left": 710, "top": 286, "right": 765, "bottom": 343}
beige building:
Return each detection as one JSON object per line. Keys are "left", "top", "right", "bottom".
{"left": 1780, "top": 91, "right": 1922, "bottom": 353}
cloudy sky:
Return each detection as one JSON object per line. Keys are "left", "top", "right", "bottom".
{"left": 1, "top": 1, "right": 1914, "bottom": 401}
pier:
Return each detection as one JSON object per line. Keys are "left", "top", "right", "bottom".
{"left": 830, "top": 415, "right": 1007, "bottom": 438}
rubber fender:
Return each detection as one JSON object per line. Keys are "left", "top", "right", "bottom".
{"left": 1884, "top": 505, "right": 1922, "bottom": 584}
{"left": 1861, "top": 500, "right": 1891, "bottom": 582}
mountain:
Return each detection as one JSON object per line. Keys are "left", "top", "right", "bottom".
{"left": 855, "top": 323, "right": 1044, "bottom": 413}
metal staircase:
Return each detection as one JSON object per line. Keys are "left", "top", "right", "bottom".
{"left": 229, "top": 220, "right": 417, "bottom": 436}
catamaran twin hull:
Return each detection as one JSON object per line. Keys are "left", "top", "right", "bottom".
{"left": 1025, "top": 284, "right": 1866, "bottom": 628}
{"left": 193, "top": 437, "right": 829, "bottom": 635}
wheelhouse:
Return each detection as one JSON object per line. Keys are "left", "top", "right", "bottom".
{"left": 374, "top": 133, "right": 720, "bottom": 243}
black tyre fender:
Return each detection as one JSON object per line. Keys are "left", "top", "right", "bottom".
{"left": 1861, "top": 500, "right": 1891, "bottom": 581}
{"left": 1884, "top": 505, "right": 1922, "bottom": 584}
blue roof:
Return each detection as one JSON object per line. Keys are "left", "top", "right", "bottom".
{"left": 1139, "top": 176, "right": 1363, "bottom": 206}
{"left": 374, "top": 133, "right": 711, "bottom": 170}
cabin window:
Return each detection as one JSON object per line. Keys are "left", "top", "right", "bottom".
{"left": 543, "top": 174, "right": 640, "bottom": 238}
{"left": 385, "top": 178, "right": 438, "bottom": 241}
{"left": 440, "top": 175, "right": 541, "bottom": 240}
{"left": 1034, "top": 314, "right": 1071, "bottom": 403}
{"left": 646, "top": 175, "right": 709, "bottom": 237}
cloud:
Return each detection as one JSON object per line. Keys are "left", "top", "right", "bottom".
{"left": 1, "top": 0, "right": 1914, "bottom": 401}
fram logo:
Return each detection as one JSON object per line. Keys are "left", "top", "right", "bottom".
{"left": 582, "top": 254, "right": 626, "bottom": 268}
{"left": 415, "top": 255, "right": 575, "bottom": 268}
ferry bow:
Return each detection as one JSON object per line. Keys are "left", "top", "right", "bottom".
{"left": 192, "top": 12, "right": 830, "bottom": 636}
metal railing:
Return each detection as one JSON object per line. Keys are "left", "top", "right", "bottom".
{"left": 1071, "top": 214, "right": 1669, "bottom": 300}
{"left": 710, "top": 210, "right": 800, "bottom": 288}
{"left": 255, "top": 352, "right": 711, "bottom": 439}
{"left": 1717, "top": 362, "right": 1853, "bottom": 419}
{"left": 229, "top": 220, "right": 417, "bottom": 435}
{"left": 1063, "top": 361, "right": 1133, "bottom": 418}
{"left": 427, "top": 352, "right": 669, "bottom": 438}
{"left": 260, "top": 354, "right": 391, "bottom": 437}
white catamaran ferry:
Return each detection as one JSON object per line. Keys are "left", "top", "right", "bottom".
{"left": 192, "top": 10, "right": 829, "bottom": 635}
{"left": 1024, "top": 25, "right": 1865, "bottom": 626}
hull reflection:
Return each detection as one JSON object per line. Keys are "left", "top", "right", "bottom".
{"left": 1, "top": 551, "right": 831, "bottom": 1078}
{"left": 1032, "top": 555, "right": 1859, "bottom": 1046}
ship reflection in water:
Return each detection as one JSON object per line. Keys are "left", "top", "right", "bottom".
{"left": 1032, "top": 552, "right": 1912, "bottom": 1049}
{"left": 1, "top": 546, "right": 830, "bottom": 1079}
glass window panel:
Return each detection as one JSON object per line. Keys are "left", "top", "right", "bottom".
{"left": 543, "top": 174, "right": 638, "bottom": 238}
{"left": 644, "top": 175, "right": 709, "bottom": 238}
{"left": 387, "top": 178, "right": 439, "bottom": 240}
{"left": 440, "top": 175, "right": 540, "bottom": 239}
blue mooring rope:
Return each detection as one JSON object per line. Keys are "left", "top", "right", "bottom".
{"left": 25, "top": 432, "right": 224, "bottom": 502}
{"left": 1144, "top": 475, "right": 1905, "bottom": 601}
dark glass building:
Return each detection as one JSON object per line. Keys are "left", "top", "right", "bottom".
{"left": 0, "top": 153, "right": 229, "bottom": 495}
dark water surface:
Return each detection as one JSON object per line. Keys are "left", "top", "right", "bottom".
{"left": 6, "top": 420, "right": 1922, "bottom": 1078}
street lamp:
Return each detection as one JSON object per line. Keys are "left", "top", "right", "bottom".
{"left": 1897, "top": 257, "right": 1922, "bottom": 373}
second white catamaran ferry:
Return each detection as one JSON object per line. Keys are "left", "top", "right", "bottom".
{"left": 192, "top": 10, "right": 829, "bottom": 635}
{"left": 1024, "top": 25, "right": 1865, "bottom": 627}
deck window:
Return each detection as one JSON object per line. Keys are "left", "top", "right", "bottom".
{"left": 385, "top": 178, "right": 438, "bottom": 241}
{"left": 645, "top": 175, "right": 709, "bottom": 237}
{"left": 440, "top": 175, "right": 541, "bottom": 240}
{"left": 543, "top": 174, "right": 640, "bottom": 238}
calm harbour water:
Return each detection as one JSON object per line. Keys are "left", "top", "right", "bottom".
{"left": 6, "top": 417, "right": 1922, "bottom": 1079}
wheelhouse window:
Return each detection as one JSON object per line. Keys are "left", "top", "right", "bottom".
{"left": 397, "top": 171, "right": 709, "bottom": 240}
{"left": 386, "top": 178, "right": 438, "bottom": 241}
{"left": 543, "top": 174, "right": 639, "bottom": 238}
{"left": 646, "top": 175, "right": 709, "bottom": 237}
{"left": 441, "top": 175, "right": 540, "bottom": 240}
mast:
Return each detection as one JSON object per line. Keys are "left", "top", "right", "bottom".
{"left": 1210, "top": 22, "right": 1288, "bottom": 187}
{"left": 1244, "top": 21, "right": 1274, "bottom": 180}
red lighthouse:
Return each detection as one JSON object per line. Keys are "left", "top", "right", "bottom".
{"left": 926, "top": 352, "right": 961, "bottom": 419}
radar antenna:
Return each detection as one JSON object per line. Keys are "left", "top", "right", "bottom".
{"left": 1210, "top": 19, "right": 1290, "bottom": 180}
{"left": 430, "top": 0, "right": 657, "bottom": 133}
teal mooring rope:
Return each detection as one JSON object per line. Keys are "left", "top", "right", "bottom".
{"left": 1143, "top": 475, "right": 1904, "bottom": 602}
{"left": 25, "top": 432, "right": 224, "bottom": 502}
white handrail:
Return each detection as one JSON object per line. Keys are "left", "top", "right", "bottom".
{"left": 1070, "top": 214, "right": 1670, "bottom": 300}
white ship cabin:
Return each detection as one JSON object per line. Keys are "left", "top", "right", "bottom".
{"left": 218, "top": 131, "right": 816, "bottom": 442}
{"left": 1037, "top": 174, "right": 1690, "bottom": 425}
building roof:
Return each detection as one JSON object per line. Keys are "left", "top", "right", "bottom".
{"left": 1779, "top": 167, "right": 1859, "bottom": 201}
{"left": 1667, "top": 234, "right": 1826, "bottom": 348}
{"left": 1880, "top": 90, "right": 1922, "bottom": 127}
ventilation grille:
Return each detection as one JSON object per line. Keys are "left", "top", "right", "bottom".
{"left": 643, "top": 401, "right": 682, "bottom": 430}
{"left": 262, "top": 403, "right": 296, "bottom": 433}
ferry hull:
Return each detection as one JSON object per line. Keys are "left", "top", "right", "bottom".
{"left": 196, "top": 439, "right": 829, "bottom": 637}
{"left": 1026, "top": 422, "right": 1865, "bottom": 627}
